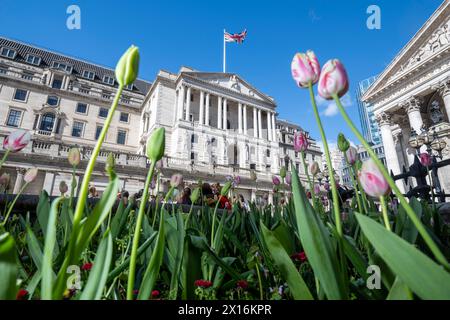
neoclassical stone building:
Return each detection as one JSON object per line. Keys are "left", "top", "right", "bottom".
{"left": 362, "top": 1, "right": 450, "bottom": 197}
{"left": 0, "top": 36, "right": 321, "bottom": 202}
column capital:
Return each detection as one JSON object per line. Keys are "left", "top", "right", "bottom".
{"left": 434, "top": 79, "right": 450, "bottom": 97}
{"left": 400, "top": 96, "right": 423, "bottom": 114}
{"left": 376, "top": 112, "right": 392, "bottom": 127}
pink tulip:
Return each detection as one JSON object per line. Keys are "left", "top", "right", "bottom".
{"left": 318, "top": 59, "right": 349, "bottom": 100}
{"left": 291, "top": 51, "right": 320, "bottom": 88}
{"left": 170, "top": 174, "right": 183, "bottom": 188}
{"left": 358, "top": 159, "right": 390, "bottom": 198}
{"left": 285, "top": 173, "right": 292, "bottom": 185}
{"left": 293, "top": 131, "right": 309, "bottom": 153}
{"left": 3, "top": 130, "right": 31, "bottom": 153}
{"left": 24, "top": 168, "right": 38, "bottom": 183}
{"left": 272, "top": 176, "right": 281, "bottom": 186}
{"left": 309, "top": 162, "right": 320, "bottom": 176}
{"left": 419, "top": 153, "right": 432, "bottom": 167}
{"left": 314, "top": 184, "right": 321, "bottom": 194}
{"left": 346, "top": 147, "right": 358, "bottom": 165}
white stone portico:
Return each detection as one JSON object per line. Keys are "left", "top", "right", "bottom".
{"left": 363, "top": 1, "right": 450, "bottom": 197}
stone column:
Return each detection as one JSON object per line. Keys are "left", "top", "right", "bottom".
{"left": 42, "top": 171, "right": 55, "bottom": 195}
{"left": 185, "top": 87, "right": 192, "bottom": 121}
{"left": 251, "top": 189, "right": 256, "bottom": 203}
{"left": 13, "top": 168, "right": 26, "bottom": 194}
{"left": 223, "top": 99, "right": 228, "bottom": 130}
{"left": 177, "top": 85, "right": 185, "bottom": 120}
{"left": 238, "top": 103, "right": 243, "bottom": 134}
{"left": 205, "top": 93, "right": 210, "bottom": 126}
{"left": 199, "top": 91, "right": 205, "bottom": 125}
{"left": 376, "top": 113, "right": 405, "bottom": 193}
{"left": 258, "top": 109, "right": 263, "bottom": 139}
{"left": 272, "top": 113, "right": 277, "bottom": 142}
{"left": 217, "top": 96, "right": 222, "bottom": 129}
{"left": 402, "top": 97, "right": 423, "bottom": 134}
{"left": 437, "top": 80, "right": 450, "bottom": 121}
{"left": 266, "top": 111, "right": 272, "bottom": 141}
{"left": 253, "top": 107, "right": 258, "bottom": 138}
{"left": 243, "top": 105, "right": 248, "bottom": 135}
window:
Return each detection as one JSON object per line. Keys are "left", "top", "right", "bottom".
{"left": 13, "top": 89, "right": 28, "bottom": 102}
{"left": 39, "top": 113, "right": 55, "bottom": 132}
{"left": 52, "top": 61, "right": 73, "bottom": 73}
{"left": 250, "top": 163, "right": 256, "bottom": 170}
{"left": 103, "top": 76, "right": 115, "bottom": 85}
{"left": 52, "top": 76, "right": 63, "bottom": 89}
{"left": 0, "top": 48, "right": 16, "bottom": 59}
{"left": 47, "top": 95, "right": 60, "bottom": 106}
{"left": 72, "top": 121, "right": 84, "bottom": 137}
{"left": 125, "top": 84, "right": 134, "bottom": 90}
{"left": 21, "top": 72, "right": 33, "bottom": 81}
{"left": 190, "top": 152, "right": 196, "bottom": 161}
{"left": 119, "top": 112, "right": 129, "bottom": 123}
{"left": 82, "top": 70, "right": 95, "bottom": 80}
{"left": 0, "top": 66, "right": 6, "bottom": 74}
{"left": 25, "top": 54, "right": 41, "bottom": 66}
{"left": 76, "top": 103, "right": 88, "bottom": 114}
{"left": 266, "top": 149, "right": 270, "bottom": 157}
{"left": 6, "top": 109, "right": 22, "bottom": 127}
{"left": 95, "top": 125, "right": 103, "bottom": 140}
{"left": 117, "top": 129, "right": 127, "bottom": 145}
{"left": 98, "top": 107, "right": 108, "bottom": 118}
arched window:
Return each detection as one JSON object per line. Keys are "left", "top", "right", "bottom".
{"left": 40, "top": 113, "right": 55, "bottom": 132}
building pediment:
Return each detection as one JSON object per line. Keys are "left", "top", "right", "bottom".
{"left": 180, "top": 71, "right": 276, "bottom": 105}
{"left": 363, "top": 1, "right": 450, "bottom": 102}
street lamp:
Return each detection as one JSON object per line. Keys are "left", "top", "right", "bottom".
{"left": 431, "top": 131, "right": 447, "bottom": 158}
{"left": 408, "top": 129, "right": 420, "bottom": 151}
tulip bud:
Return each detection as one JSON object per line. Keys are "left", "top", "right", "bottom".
{"left": 59, "top": 181, "right": 68, "bottom": 195}
{"left": 291, "top": 51, "right": 320, "bottom": 88}
{"left": 190, "top": 187, "right": 201, "bottom": 203}
{"left": 233, "top": 175, "right": 241, "bottom": 187}
{"left": 170, "top": 174, "right": 183, "bottom": 188}
{"left": 24, "top": 168, "right": 38, "bottom": 183}
{"left": 337, "top": 133, "right": 350, "bottom": 152}
{"left": 221, "top": 181, "right": 232, "bottom": 196}
{"left": 280, "top": 167, "right": 286, "bottom": 179}
{"left": 115, "top": 45, "right": 140, "bottom": 87}
{"left": 250, "top": 170, "right": 257, "bottom": 182}
{"left": 358, "top": 159, "right": 390, "bottom": 198}
{"left": 105, "top": 153, "right": 115, "bottom": 175}
{"left": 272, "top": 176, "right": 281, "bottom": 186}
{"left": 147, "top": 127, "right": 165, "bottom": 163}
{"left": 0, "top": 173, "right": 11, "bottom": 187}
{"left": 419, "top": 153, "right": 433, "bottom": 167}
{"left": 293, "top": 131, "right": 309, "bottom": 153}
{"left": 318, "top": 59, "right": 349, "bottom": 100}
{"left": 68, "top": 148, "right": 81, "bottom": 167}
{"left": 346, "top": 147, "right": 358, "bottom": 165}
{"left": 3, "top": 130, "right": 31, "bottom": 153}
{"left": 309, "top": 162, "right": 320, "bottom": 176}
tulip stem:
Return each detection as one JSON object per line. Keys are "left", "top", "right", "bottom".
{"left": 301, "top": 152, "right": 315, "bottom": 208}
{"left": 333, "top": 94, "right": 449, "bottom": 268}
{"left": 0, "top": 149, "right": 11, "bottom": 171}
{"left": 379, "top": 196, "right": 391, "bottom": 231}
{"left": 344, "top": 153, "right": 363, "bottom": 213}
{"left": 255, "top": 263, "right": 264, "bottom": 300}
{"left": 0, "top": 182, "right": 28, "bottom": 227}
{"left": 308, "top": 84, "right": 342, "bottom": 237}
{"left": 210, "top": 195, "right": 223, "bottom": 248}
{"left": 127, "top": 160, "right": 156, "bottom": 300}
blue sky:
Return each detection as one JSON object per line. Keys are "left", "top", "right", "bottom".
{"left": 0, "top": 0, "right": 442, "bottom": 149}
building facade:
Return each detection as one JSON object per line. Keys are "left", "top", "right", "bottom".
{"left": 357, "top": 76, "right": 382, "bottom": 145}
{"left": 0, "top": 37, "right": 321, "bottom": 202}
{"left": 362, "top": 1, "right": 450, "bottom": 196}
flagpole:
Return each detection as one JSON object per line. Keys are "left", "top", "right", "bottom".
{"left": 223, "top": 29, "right": 226, "bottom": 73}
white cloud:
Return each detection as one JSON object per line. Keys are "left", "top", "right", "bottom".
{"left": 315, "top": 93, "right": 353, "bottom": 117}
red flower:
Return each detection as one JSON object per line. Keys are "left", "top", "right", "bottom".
{"left": 151, "top": 290, "right": 160, "bottom": 298}
{"left": 291, "top": 252, "right": 307, "bottom": 263}
{"left": 194, "top": 279, "right": 213, "bottom": 288}
{"left": 81, "top": 262, "right": 93, "bottom": 271}
{"left": 133, "top": 289, "right": 139, "bottom": 295}
{"left": 306, "top": 191, "right": 312, "bottom": 199}
{"left": 236, "top": 280, "right": 248, "bottom": 289}
{"left": 16, "top": 289, "right": 29, "bottom": 300}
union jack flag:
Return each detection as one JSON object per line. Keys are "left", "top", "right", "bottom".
{"left": 224, "top": 29, "right": 248, "bottom": 44}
